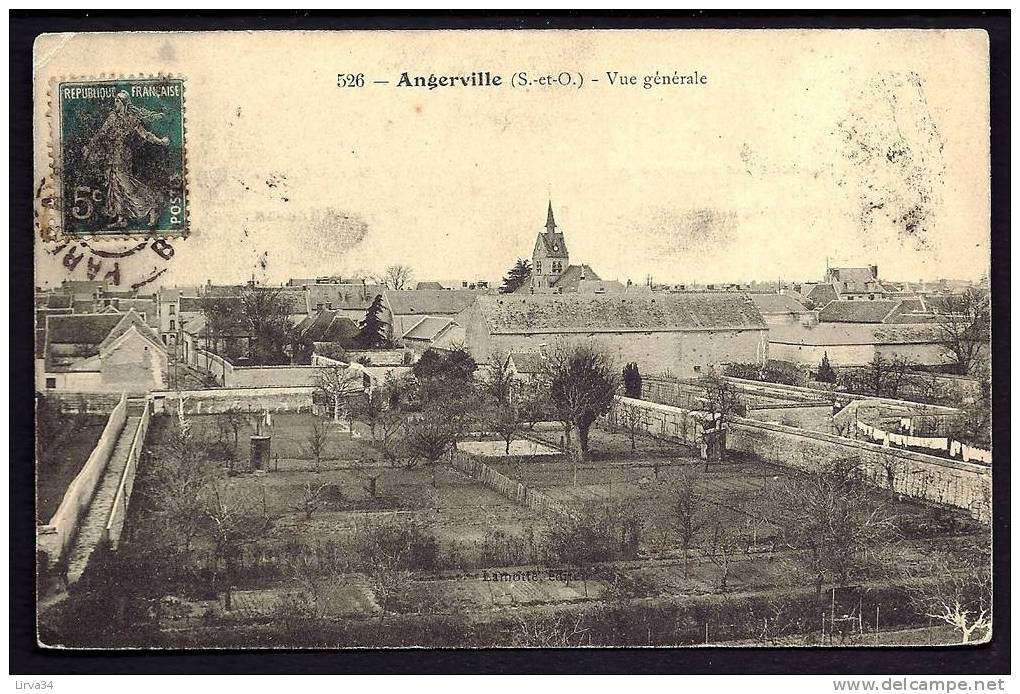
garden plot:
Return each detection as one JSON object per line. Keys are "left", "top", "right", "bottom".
{"left": 459, "top": 438, "right": 561, "bottom": 458}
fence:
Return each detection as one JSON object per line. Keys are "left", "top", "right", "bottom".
{"left": 450, "top": 454, "right": 566, "bottom": 516}
{"left": 102, "top": 397, "right": 152, "bottom": 549}
{"left": 38, "top": 392, "right": 128, "bottom": 564}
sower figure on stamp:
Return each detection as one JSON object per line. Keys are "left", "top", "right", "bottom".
{"left": 82, "top": 91, "right": 169, "bottom": 230}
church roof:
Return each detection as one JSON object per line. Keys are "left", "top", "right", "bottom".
{"left": 551, "top": 264, "right": 601, "bottom": 290}
{"left": 534, "top": 231, "right": 569, "bottom": 259}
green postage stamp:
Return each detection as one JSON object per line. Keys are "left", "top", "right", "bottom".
{"left": 54, "top": 77, "right": 187, "bottom": 237}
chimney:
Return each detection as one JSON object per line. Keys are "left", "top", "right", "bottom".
{"left": 869, "top": 264, "right": 879, "bottom": 279}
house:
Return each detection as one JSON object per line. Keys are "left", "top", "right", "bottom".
{"left": 295, "top": 310, "right": 360, "bottom": 345}
{"left": 747, "top": 293, "right": 817, "bottom": 326}
{"left": 385, "top": 289, "right": 479, "bottom": 339}
{"left": 305, "top": 282, "right": 386, "bottom": 322}
{"left": 37, "top": 310, "right": 168, "bottom": 393}
{"left": 401, "top": 316, "right": 465, "bottom": 354}
{"left": 817, "top": 299, "right": 940, "bottom": 325}
{"left": 461, "top": 293, "right": 769, "bottom": 378}
{"left": 505, "top": 351, "right": 550, "bottom": 383}
{"left": 768, "top": 323, "right": 953, "bottom": 368}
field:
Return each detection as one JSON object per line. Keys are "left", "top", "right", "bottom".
{"left": 42, "top": 410, "right": 990, "bottom": 648}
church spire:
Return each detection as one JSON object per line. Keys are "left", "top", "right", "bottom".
{"left": 545, "top": 200, "right": 556, "bottom": 234}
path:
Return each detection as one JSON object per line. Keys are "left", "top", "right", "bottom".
{"left": 65, "top": 415, "right": 141, "bottom": 584}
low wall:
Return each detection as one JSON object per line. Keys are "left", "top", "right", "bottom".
{"left": 450, "top": 454, "right": 565, "bottom": 516}
{"left": 38, "top": 392, "right": 128, "bottom": 564}
{"left": 745, "top": 403, "right": 833, "bottom": 432}
{"left": 36, "top": 391, "right": 124, "bottom": 414}
{"left": 151, "top": 387, "right": 316, "bottom": 415}
{"left": 612, "top": 395, "right": 990, "bottom": 523}
{"left": 102, "top": 398, "right": 152, "bottom": 549}
{"left": 226, "top": 365, "right": 320, "bottom": 388}
{"left": 726, "top": 419, "right": 990, "bottom": 522}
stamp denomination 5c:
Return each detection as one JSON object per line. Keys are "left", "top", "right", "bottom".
{"left": 54, "top": 77, "right": 187, "bottom": 237}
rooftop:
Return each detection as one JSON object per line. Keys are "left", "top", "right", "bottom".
{"left": 473, "top": 293, "right": 768, "bottom": 334}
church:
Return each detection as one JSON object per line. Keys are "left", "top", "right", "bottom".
{"left": 523, "top": 202, "right": 615, "bottom": 294}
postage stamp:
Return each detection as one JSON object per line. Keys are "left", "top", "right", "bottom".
{"left": 53, "top": 77, "right": 187, "bottom": 237}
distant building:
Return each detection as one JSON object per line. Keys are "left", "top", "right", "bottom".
{"left": 768, "top": 323, "right": 953, "bottom": 368}
{"left": 523, "top": 202, "right": 618, "bottom": 294}
{"left": 401, "top": 316, "right": 465, "bottom": 354}
{"left": 747, "top": 293, "right": 817, "bottom": 327}
{"left": 461, "top": 293, "right": 768, "bottom": 378}
{"left": 37, "top": 310, "right": 168, "bottom": 393}
{"left": 386, "top": 289, "right": 479, "bottom": 339}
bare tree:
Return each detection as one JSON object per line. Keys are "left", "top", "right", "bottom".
{"left": 314, "top": 363, "right": 363, "bottom": 421}
{"left": 203, "top": 482, "right": 275, "bottom": 610}
{"left": 698, "top": 370, "right": 746, "bottom": 423}
{"left": 934, "top": 287, "right": 990, "bottom": 376}
{"left": 667, "top": 465, "right": 706, "bottom": 580}
{"left": 700, "top": 519, "right": 745, "bottom": 592}
{"left": 404, "top": 404, "right": 456, "bottom": 488}
{"left": 219, "top": 407, "right": 251, "bottom": 465}
{"left": 301, "top": 417, "right": 330, "bottom": 473}
{"left": 353, "top": 387, "right": 387, "bottom": 440}
{"left": 292, "top": 481, "right": 334, "bottom": 520}
{"left": 379, "top": 264, "right": 414, "bottom": 291}
{"left": 772, "top": 458, "right": 896, "bottom": 599}
{"left": 907, "top": 550, "right": 991, "bottom": 644}
{"left": 616, "top": 399, "right": 645, "bottom": 451}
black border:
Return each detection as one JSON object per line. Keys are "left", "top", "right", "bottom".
{"left": 10, "top": 10, "right": 1010, "bottom": 676}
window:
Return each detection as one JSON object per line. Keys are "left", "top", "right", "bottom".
{"left": 169, "top": 304, "right": 176, "bottom": 315}
{"left": 45, "top": 378, "right": 56, "bottom": 389}
{"left": 162, "top": 335, "right": 167, "bottom": 344}
{"left": 535, "top": 261, "right": 542, "bottom": 274}
{"left": 552, "top": 261, "right": 562, "bottom": 273}
{"left": 170, "top": 320, "right": 176, "bottom": 331}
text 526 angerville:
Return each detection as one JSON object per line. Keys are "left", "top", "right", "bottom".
{"left": 337, "top": 70, "right": 709, "bottom": 91}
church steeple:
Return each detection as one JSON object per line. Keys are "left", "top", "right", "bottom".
{"left": 545, "top": 200, "right": 556, "bottom": 234}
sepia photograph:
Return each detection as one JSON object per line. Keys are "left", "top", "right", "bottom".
{"left": 13, "top": 12, "right": 1007, "bottom": 678}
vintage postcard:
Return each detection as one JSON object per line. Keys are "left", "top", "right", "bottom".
{"left": 32, "top": 28, "right": 993, "bottom": 651}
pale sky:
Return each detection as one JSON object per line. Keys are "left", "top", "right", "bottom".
{"left": 34, "top": 30, "right": 990, "bottom": 289}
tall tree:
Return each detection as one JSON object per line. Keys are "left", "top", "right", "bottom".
{"left": 356, "top": 294, "right": 388, "bottom": 347}
{"left": 548, "top": 342, "right": 618, "bottom": 464}
{"left": 817, "top": 352, "right": 837, "bottom": 384}
{"left": 380, "top": 264, "right": 414, "bottom": 291}
{"left": 934, "top": 287, "right": 991, "bottom": 376}
{"left": 499, "top": 258, "right": 532, "bottom": 294}
{"left": 240, "top": 285, "right": 295, "bottom": 365}
{"left": 622, "top": 362, "right": 643, "bottom": 399}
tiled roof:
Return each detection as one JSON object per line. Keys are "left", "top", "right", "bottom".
{"left": 806, "top": 284, "right": 838, "bottom": 308}
{"left": 818, "top": 300, "right": 899, "bottom": 324}
{"left": 402, "top": 316, "right": 457, "bottom": 341}
{"left": 386, "top": 289, "right": 479, "bottom": 316}
{"left": 299, "top": 310, "right": 359, "bottom": 342}
{"left": 46, "top": 313, "right": 124, "bottom": 345}
{"left": 748, "top": 293, "right": 810, "bottom": 315}
{"left": 551, "top": 264, "right": 602, "bottom": 290}
{"left": 415, "top": 281, "right": 446, "bottom": 290}
{"left": 508, "top": 351, "right": 549, "bottom": 374}
{"left": 770, "top": 323, "right": 943, "bottom": 346}
{"left": 307, "top": 284, "right": 385, "bottom": 312}
{"left": 473, "top": 293, "right": 768, "bottom": 334}
{"left": 829, "top": 267, "right": 876, "bottom": 283}
{"left": 534, "top": 231, "right": 569, "bottom": 259}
